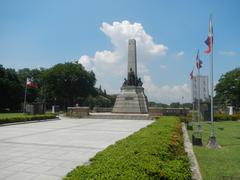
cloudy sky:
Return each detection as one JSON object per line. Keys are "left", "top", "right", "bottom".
{"left": 0, "top": 0, "right": 239, "bottom": 104}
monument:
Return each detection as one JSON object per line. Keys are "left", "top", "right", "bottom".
{"left": 112, "top": 39, "right": 149, "bottom": 114}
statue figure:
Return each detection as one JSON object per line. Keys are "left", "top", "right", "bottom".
{"left": 123, "top": 78, "right": 128, "bottom": 87}
{"left": 128, "top": 68, "right": 136, "bottom": 86}
{"left": 137, "top": 78, "right": 143, "bottom": 86}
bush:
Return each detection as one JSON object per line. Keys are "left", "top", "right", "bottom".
{"left": 181, "top": 113, "right": 240, "bottom": 122}
{"left": 64, "top": 116, "right": 191, "bottom": 180}
{"left": 0, "top": 113, "right": 56, "bottom": 124}
{"left": 214, "top": 113, "right": 240, "bottom": 121}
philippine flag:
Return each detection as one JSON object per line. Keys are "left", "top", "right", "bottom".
{"left": 196, "top": 51, "right": 203, "bottom": 69}
{"left": 190, "top": 69, "right": 194, "bottom": 80}
{"left": 26, "top": 78, "right": 38, "bottom": 88}
{"left": 205, "top": 16, "right": 213, "bottom": 54}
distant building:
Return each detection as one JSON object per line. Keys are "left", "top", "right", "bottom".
{"left": 192, "top": 75, "right": 209, "bottom": 102}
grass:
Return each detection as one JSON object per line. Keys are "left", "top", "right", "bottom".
{"left": 64, "top": 116, "right": 191, "bottom": 180}
{"left": 188, "top": 121, "right": 240, "bottom": 180}
{"left": 0, "top": 113, "right": 56, "bottom": 124}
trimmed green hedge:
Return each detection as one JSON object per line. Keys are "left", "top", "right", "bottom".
{"left": 214, "top": 113, "right": 240, "bottom": 121}
{"left": 64, "top": 116, "right": 191, "bottom": 180}
{"left": 181, "top": 113, "right": 240, "bottom": 122}
{"left": 0, "top": 113, "right": 56, "bottom": 124}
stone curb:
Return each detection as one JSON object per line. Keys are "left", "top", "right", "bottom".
{"left": 181, "top": 123, "right": 202, "bottom": 180}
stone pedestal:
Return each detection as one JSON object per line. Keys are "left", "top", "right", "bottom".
{"left": 112, "top": 86, "right": 148, "bottom": 114}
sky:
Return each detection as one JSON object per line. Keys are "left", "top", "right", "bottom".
{"left": 0, "top": 0, "right": 239, "bottom": 104}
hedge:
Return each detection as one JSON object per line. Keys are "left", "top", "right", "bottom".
{"left": 0, "top": 113, "right": 56, "bottom": 124}
{"left": 214, "top": 113, "right": 240, "bottom": 121}
{"left": 181, "top": 113, "right": 240, "bottom": 122}
{"left": 64, "top": 116, "right": 191, "bottom": 180}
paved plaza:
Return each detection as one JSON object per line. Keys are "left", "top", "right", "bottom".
{"left": 0, "top": 117, "right": 153, "bottom": 180}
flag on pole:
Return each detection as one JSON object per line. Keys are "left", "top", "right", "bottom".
{"left": 196, "top": 51, "right": 203, "bottom": 69}
{"left": 190, "top": 69, "right": 194, "bottom": 80}
{"left": 26, "top": 78, "right": 38, "bottom": 88}
{"left": 204, "top": 15, "right": 213, "bottom": 54}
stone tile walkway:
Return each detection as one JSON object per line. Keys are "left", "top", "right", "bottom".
{"left": 0, "top": 117, "right": 152, "bottom": 180}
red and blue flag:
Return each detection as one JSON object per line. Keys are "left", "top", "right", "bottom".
{"left": 196, "top": 50, "right": 203, "bottom": 69}
{"left": 205, "top": 16, "right": 213, "bottom": 54}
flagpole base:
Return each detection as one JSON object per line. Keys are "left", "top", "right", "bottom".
{"left": 192, "top": 130, "right": 203, "bottom": 146}
{"left": 186, "top": 121, "right": 193, "bottom": 130}
{"left": 197, "top": 124, "right": 203, "bottom": 132}
{"left": 207, "top": 136, "right": 221, "bottom": 148}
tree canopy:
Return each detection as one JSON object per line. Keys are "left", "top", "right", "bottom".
{"left": 215, "top": 68, "right": 240, "bottom": 108}
{"left": 43, "top": 62, "right": 96, "bottom": 109}
{"left": 0, "top": 65, "right": 23, "bottom": 111}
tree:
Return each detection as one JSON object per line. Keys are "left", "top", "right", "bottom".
{"left": 182, "top": 103, "right": 193, "bottom": 109}
{"left": 43, "top": 62, "right": 96, "bottom": 109}
{"left": 215, "top": 68, "right": 240, "bottom": 108}
{"left": 148, "top": 101, "right": 169, "bottom": 108}
{"left": 170, "top": 102, "right": 181, "bottom": 108}
{"left": 0, "top": 65, "right": 24, "bottom": 111}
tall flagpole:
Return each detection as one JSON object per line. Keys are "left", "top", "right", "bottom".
{"left": 207, "top": 14, "right": 219, "bottom": 148}
{"left": 191, "top": 72, "right": 195, "bottom": 125}
{"left": 197, "top": 50, "right": 202, "bottom": 131}
{"left": 210, "top": 23, "right": 214, "bottom": 137}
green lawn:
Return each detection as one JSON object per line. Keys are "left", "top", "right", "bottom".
{"left": 188, "top": 121, "right": 240, "bottom": 180}
{"left": 64, "top": 116, "right": 191, "bottom": 180}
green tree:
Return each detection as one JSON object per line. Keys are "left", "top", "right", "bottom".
{"left": 182, "top": 103, "right": 193, "bottom": 109}
{"left": 170, "top": 102, "right": 180, "bottom": 108}
{"left": 215, "top": 68, "right": 240, "bottom": 108}
{"left": 43, "top": 62, "right": 96, "bottom": 109}
{"left": 148, "top": 101, "right": 169, "bottom": 108}
{"left": 0, "top": 65, "right": 24, "bottom": 111}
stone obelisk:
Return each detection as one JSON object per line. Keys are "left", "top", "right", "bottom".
{"left": 128, "top": 39, "right": 137, "bottom": 79}
{"left": 112, "top": 39, "right": 148, "bottom": 114}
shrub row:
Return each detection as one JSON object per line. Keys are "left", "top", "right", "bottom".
{"left": 64, "top": 116, "right": 191, "bottom": 180}
{"left": 214, "top": 113, "right": 240, "bottom": 121}
{"left": 181, "top": 113, "right": 240, "bottom": 122}
{"left": 0, "top": 113, "right": 56, "bottom": 124}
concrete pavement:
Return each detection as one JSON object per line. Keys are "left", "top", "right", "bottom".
{"left": 0, "top": 117, "right": 153, "bottom": 180}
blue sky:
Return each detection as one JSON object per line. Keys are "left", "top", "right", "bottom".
{"left": 0, "top": 0, "right": 239, "bottom": 103}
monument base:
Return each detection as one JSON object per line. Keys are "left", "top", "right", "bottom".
{"left": 112, "top": 86, "right": 148, "bottom": 114}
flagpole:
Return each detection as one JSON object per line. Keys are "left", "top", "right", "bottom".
{"left": 197, "top": 61, "right": 202, "bottom": 131}
{"left": 191, "top": 75, "right": 195, "bottom": 125}
{"left": 23, "top": 79, "right": 27, "bottom": 113}
{"left": 210, "top": 34, "right": 214, "bottom": 137}
{"left": 207, "top": 14, "right": 219, "bottom": 148}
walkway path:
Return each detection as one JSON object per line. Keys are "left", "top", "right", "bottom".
{"left": 0, "top": 117, "right": 152, "bottom": 180}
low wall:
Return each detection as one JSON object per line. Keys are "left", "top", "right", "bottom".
{"left": 149, "top": 107, "right": 190, "bottom": 117}
{"left": 93, "top": 107, "right": 113, "bottom": 113}
{"left": 67, "top": 107, "right": 89, "bottom": 118}
{"left": 26, "top": 103, "right": 45, "bottom": 115}
{"left": 148, "top": 107, "right": 163, "bottom": 117}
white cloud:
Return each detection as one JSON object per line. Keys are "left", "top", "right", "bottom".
{"left": 219, "top": 50, "right": 236, "bottom": 56}
{"left": 143, "top": 75, "right": 191, "bottom": 104}
{"left": 79, "top": 55, "right": 92, "bottom": 70}
{"left": 176, "top": 51, "right": 184, "bottom": 57}
{"left": 100, "top": 21, "right": 168, "bottom": 57}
